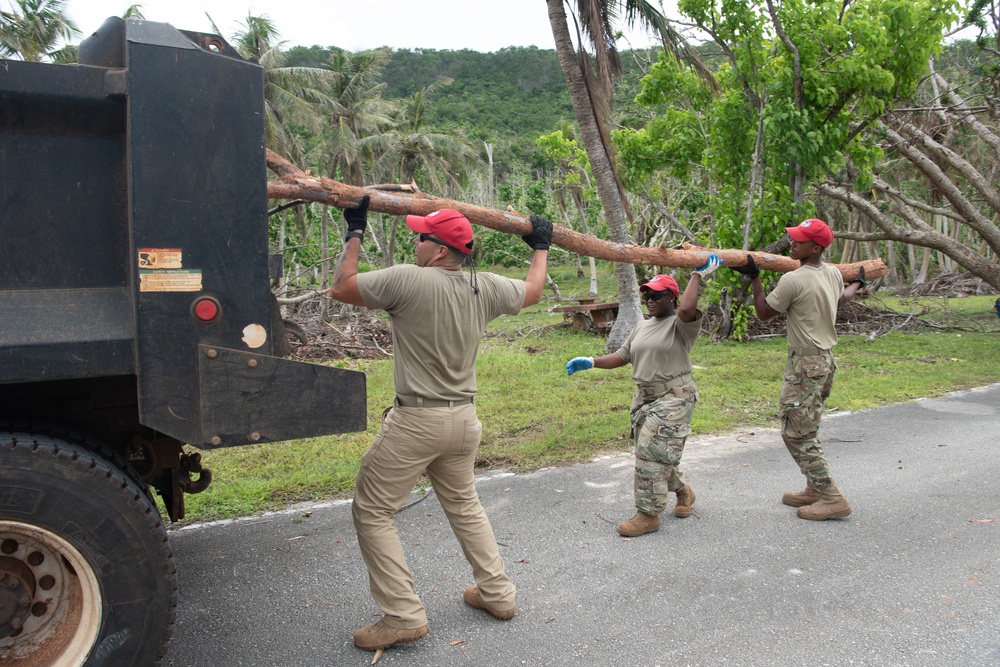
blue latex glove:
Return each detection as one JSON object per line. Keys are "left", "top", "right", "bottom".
{"left": 566, "top": 357, "right": 594, "bottom": 376}
{"left": 693, "top": 253, "right": 722, "bottom": 278}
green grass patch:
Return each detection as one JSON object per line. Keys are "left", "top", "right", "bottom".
{"left": 176, "top": 268, "right": 1000, "bottom": 524}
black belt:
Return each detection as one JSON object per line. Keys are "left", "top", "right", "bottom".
{"left": 395, "top": 395, "right": 474, "bottom": 408}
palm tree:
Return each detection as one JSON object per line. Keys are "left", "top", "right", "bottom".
{"left": 228, "top": 14, "right": 332, "bottom": 157}
{"left": 318, "top": 47, "right": 396, "bottom": 186}
{"left": 0, "top": 0, "right": 79, "bottom": 62}
{"left": 368, "top": 79, "right": 481, "bottom": 264}
{"left": 545, "top": 0, "right": 697, "bottom": 348}
{"left": 372, "top": 79, "right": 481, "bottom": 195}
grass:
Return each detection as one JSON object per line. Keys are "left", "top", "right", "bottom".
{"left": 175, "top": 265, "right": 1000, "bottom": 524}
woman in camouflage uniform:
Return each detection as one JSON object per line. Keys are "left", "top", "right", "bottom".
{"left": 566, "top": 256, "right": 720, "bottom": 537}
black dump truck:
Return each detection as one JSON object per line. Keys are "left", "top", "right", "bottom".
{"left": 0, "top": 17, "right": 367, "bottom": 665}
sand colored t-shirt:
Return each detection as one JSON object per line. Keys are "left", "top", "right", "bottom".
{"left": 615, "top": 312, "right": 703, "bottom": 384}
{"left": 765, "top": 262, "right": 843, "bottom": 350}
{"left": 357, "top": 265, "right": 525, "bottom": 400}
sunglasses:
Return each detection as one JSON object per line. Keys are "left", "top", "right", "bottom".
{"left": 418, "top": 233, "right": 450, "bottom": 248}
{"left": 643, "top": 291, "right": 671, "bottom": 302}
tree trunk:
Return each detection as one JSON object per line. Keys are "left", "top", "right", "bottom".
{"left": 571, "top": 189, "right": 599, "bottom": 296}
{"left": 267, "top": 150, "right": 885, "bottom": 282}
{"left": 545, "top": 0, "right": 642, "bottom": 350}
{"left": 320, "top": 205, "right": 331, "bottom": 320}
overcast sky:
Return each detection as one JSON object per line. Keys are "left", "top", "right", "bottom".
{"left": 64, "top": 0, "right": 668, "bottom": 53}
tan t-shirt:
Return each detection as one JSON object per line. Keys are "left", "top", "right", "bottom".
{"left": 765, "top": 262, "right": 843, "bottom": 350}
{"left": 615, "top": 312, "right": 703, "bottom": 384}
{"left": 357, "top": 265, "right": 525, "bottom": 400}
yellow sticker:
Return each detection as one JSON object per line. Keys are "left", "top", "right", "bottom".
{"left": 138, "top": 248, "right": 183, "bottom": 269}
{"left": 139, "top": 269, "right": 202, "bottom": 292}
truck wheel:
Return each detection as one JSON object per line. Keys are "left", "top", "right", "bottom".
{"left": 0, "top": 419, "right": 153, "bottom": 502}
{"left": 0, "top": 433, "right": 176, "bottom": 666}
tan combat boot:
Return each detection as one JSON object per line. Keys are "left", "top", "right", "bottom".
{"left": 353, "top": 619, "right": 429, "bottom": 651}
{"left": 781, "top": 480, "right": 821, "bottom": 507}
{"left": 796, "top": 482, "right": 851, "bottom": 520}
{"left": 674, "top": 485, "right": 696, "bottom": 518}
{"left": 616, "top": 510, "right": 660, "bottom": 536}
{"left": 463, "top": 585, "right": 516, "bottom": 620}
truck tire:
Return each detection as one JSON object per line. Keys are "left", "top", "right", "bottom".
{"left": 0, "top": 419, "right": 153, "bottom": 502}
{"left": 0, "top": 433, "right": 176, "bottom": 666}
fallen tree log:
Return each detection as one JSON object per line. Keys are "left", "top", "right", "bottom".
{"left": 266, "top": 149, "right": 885, "bottom": 282}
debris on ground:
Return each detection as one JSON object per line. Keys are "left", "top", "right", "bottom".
{"left": 283, "top": 276, "right": 999, "bottom": 360}
{"left": 892, "top": 272, "right": 999, "bottom": 298}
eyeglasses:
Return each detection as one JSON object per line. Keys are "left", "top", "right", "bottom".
{"left": 418, "top": 233, "right": 450, "bottom": 248}
{"left": 643, "top": 291, "right": 670, "bottom": 302}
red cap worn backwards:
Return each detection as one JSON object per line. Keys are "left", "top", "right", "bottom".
{"left": 639, "top": 274, "right": 680, "bottom": 298}
{"left": 786, "top": 218, "right": 834, "bottom": 248}
{"left": 406, "top": 209, "right": 474, "bottom": 255}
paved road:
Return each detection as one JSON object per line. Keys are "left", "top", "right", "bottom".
{"left": 163, "top": 384, "right": 1000, "bottom": 667}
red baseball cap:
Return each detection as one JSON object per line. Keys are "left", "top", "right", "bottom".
{"left": 406, "top": 209, "right": 474, "bottom": 255}
{"left": 639, "top": 274, "right": 680, "bottom": 298}
{"left": 786, "top": 218, "right": 834, "bottom": 248}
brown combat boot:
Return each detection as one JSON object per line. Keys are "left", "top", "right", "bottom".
{"left": 463, "top": 585, "right": 516, "bottom": 620}
{"left": 796, "top": 482, "right": 851, "bottom": 521}
{"left": 353, "top": 619, "right": 429, "bottom": 651}
{"left": 781, "top": 480, "right": 821, "bottom": 507}
{"left": 674, "top": 485, "right": 696, "bottom": 518}
{"left": 616, "top": 510, "right": 660, "bottom": 536}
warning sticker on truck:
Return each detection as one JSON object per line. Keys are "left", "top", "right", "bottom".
{"left": 140, "top": 269, "right": 203, "bottom": 292}
{"left": 138, "top": 248, "right": 183, "bottom": 269}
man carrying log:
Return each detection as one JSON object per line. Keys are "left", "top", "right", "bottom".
{"left": 732, "top": 218, "right": 867, "bottom": 521}
{"left": 327, "top": 196, "right": 553, "bottom": 651}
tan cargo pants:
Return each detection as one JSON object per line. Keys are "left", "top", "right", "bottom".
{"left": 352, "top": 403, "right": 515, "bottom": 629}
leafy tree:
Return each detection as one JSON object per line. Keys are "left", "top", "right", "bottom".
{"left": 537, "top": 126, "right": 602, "bottom": 294}
{"left": 615, "top": 0, "right": 960, "bottom": 336}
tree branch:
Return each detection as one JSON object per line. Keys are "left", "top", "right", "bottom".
{"left": 266, "top": 149, "right": 886, "bottom": 280}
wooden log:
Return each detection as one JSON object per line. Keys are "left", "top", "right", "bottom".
{"left": 265, "top": 149, "right": 884, "bottom": 282}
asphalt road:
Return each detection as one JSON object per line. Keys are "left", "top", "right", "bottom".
{"left": 163, "top": 383, "right": 1000, "bottom": 667}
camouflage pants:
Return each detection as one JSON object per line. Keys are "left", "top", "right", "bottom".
{"left": 780, "top": 349, "right": 837, "bottom": 489}
{"left": 630, "top": 384, "right": 698, "bottom": 516}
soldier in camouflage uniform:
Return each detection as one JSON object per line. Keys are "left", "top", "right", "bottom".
{"left": 566, "top": 255, "right": 721, "bottom": 537}
{"left": 732, "top": 218, "right": 866, "bottom": 520}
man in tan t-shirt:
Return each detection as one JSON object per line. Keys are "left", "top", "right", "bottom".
{"left": 329, "top": 196, "right": 551, "bottom": 651}
{"left": 732, "top": 218, "right": 865, "bottom": 521}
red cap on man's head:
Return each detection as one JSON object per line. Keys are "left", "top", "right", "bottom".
{"left": 786, "top": 218, "right": 834, "bottom": 248}
{"left": 406, "top": 209, "right": 474, "bottom": 255}
{"left": 639, "top": 274, "right": 680, "bottom": 298}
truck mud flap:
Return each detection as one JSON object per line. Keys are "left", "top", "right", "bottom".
{"left": 197, "top": 345, "right": 366, "bottom": 448}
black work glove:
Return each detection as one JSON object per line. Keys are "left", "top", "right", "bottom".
{"left": 344, "top": 195, "right": 370, "bottom": 242}
{"left": 522, "top": 215, "right": 553, "bottom": 251}
{"left": 850, "top": 265, "right": 867, "bottom": 289}
{"left": 731, "top": 254, "right": 761, "bottom": 280}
